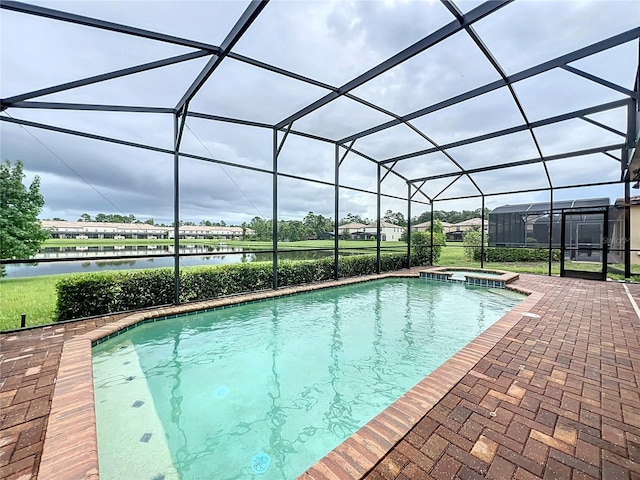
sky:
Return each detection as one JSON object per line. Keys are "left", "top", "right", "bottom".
{"left": 1, "top": 0, "right": 638, "bottom": 225}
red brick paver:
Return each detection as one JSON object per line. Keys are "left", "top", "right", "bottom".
{"left": 326, "top": 276, "right": 640, "bottom": 480}
{"left": 1, "top": 273, "right": 639, "bottom": 480}
{"left": 0, "top": 314, "right": 130, "bottom": 480}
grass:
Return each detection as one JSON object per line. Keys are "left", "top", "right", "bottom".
{"left": 2, "top": 242, "right": 638, "bottom": 331}
{"left": 0, "top": 275, "right": 62, "bottom": 331}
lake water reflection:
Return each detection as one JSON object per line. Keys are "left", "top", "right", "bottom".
{"left": 5, "top": 245, "right": 335, "bottom": 278}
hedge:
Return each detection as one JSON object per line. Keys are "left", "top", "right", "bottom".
{"left": 56, "top": 249, "right": 434, "bottom": 321}
{"left": 479, "top": 247, "right": 561, "bottom": 262}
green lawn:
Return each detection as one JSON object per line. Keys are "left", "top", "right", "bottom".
{"left": 0, "top": 275, "right": 61, "bottom": 331}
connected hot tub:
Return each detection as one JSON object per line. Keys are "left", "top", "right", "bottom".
{"left": 420, "top": 267, "right": 519, "bottom": 288}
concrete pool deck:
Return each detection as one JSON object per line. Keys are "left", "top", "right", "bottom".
{"left": 1, "top": 271, "right": 639, "bottom": 479}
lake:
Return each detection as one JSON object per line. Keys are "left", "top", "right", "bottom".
{"left": 4, "top": 245, "right": 336, "bottom": 278}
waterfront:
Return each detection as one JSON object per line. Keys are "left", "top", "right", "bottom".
{"left": 4, "top": 245, "right": 336, "bottom": 278}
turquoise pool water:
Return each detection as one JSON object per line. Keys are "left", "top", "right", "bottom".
{"left": 93, "top": 278, "right": 523, "bottom": 480}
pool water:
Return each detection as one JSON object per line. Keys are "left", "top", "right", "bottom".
{"left": 93, "top": 278, "right": 523, "bottom": 480}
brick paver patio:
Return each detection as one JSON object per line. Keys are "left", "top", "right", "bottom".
{"left": 1, "top": 272, "right": 639, "bottom": 479}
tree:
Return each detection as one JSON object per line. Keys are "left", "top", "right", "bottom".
{"left": 410, "top": 227, "right": 446, "bottom": 265}
{"left": 78, "top": 213, "right": 92, "bottom": 222}
{"left": 383, "top": 209, "right": 406, "bottom": 226}
{"left": 340, "top": 213, "right": 367, "bottom": 225}
{"left": 462, "top": 228, "right": 484, "bottom": 260}
{"left": 0, "top": 160, "right": 49, "bottom": 276}
{"left": 279, "top": 220, "right": 307, "bottom": 242}
{"left": 249, "top": 216, "right": 272, "bottom": 241}
{"left": 303, "top": 211, "right": 333, "bottom": 238}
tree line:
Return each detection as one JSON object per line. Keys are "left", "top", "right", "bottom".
{"left": 50, "top": 208, "right": 489, "bottom": 233}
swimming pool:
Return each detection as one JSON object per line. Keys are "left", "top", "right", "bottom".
{"left": 93, "top": 278, "right": 524, "bottom": 479}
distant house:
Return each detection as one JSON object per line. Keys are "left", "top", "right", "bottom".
{"left": 41, "top": 220, "right": 254, "bottom": 240}
{"left": 338, "top": 222, "right": 366, "bottom": 236}
{"left": 446, "top": 218, "right": 488, "bottom": 241}
{"left": 172, "top": 225, "right": 252, "bottom": 240}
{"left": 361, "top": 221, "right": 404, "bottom": 241}
{"left": 318, "top": 232, "right": 334, "bottom": 240}
{"left": 411, "top": 221, "right": 454, "bottom": 234}
{"left": 41, "top": 221, "right": 170, "bottom": 240}
{"left": 351, "top": 231, "right": 385, "bottom": 241}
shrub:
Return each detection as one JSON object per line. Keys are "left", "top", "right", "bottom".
{"left": 410, "top": 231, "right": 444, "bottom": 265}
{"left": 484, "top": 247, "right": 560, "bottom": 262}
{"left": 462, "top": 230, "right": 484, "bottom": 260}
{"left": 55, "top": 252, "right": 414, "bottom": 321}
{"left": 56, "top": 273, "right": 122, "bottom": 320}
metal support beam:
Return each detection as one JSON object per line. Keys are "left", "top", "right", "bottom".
{"left": 1, "top": 50, "right": 210, "bottom": 107}
{"left": 380, "top": 97, "right": 629, "bottom": 165}
{"left": 173, "top": 114, "right": 180, "bottom": 304}
{"left": 548, "top": 188, "right": 554, "bottom": 276}
{"left": 187, "top": 111, "right": 273, "bottom": 130}
{"left": 481, "top": 195, "right": 485, "bottom": 269}
{"left": 274, "top": 0, "right": 512, "bottom": 129}
{"left": 408, "top": 144, "right": 626, "bottom": 183}
{"left": 380, "top": 161, "right": 398, "bottom": 183}
{"left": 340, "top": 28, "right": 640, "bottom": 144}
{"left": 334, "top": 143, "right": 340, "bottom": 280}
{"left": 276, "top": 122, "right": 293, "bottom": 158}
{"left": 5, "top": 102, "right": 176, "bottom": 113}
{"left": 411, "top": 181, "right": 428, "bottom": 200}
{"left": 443, "top": 0, "right": 552, "bottom": 188}
{"left": 272, "top": 128, "right": 278, "bottom": 289}
{"left": 580, "top": 116, "right": 626, "bottom": 138}
{"left": 346, "top": 145, "right": 434, "bottom": 205}
{"left": 0, "top": 115, "right": 174, "bottom": 154}
{"left": 407, "top": 183, "right": 412, "bottom": 269}
{"left": 1, "top": 1, "right": 221, "bottom": 52}
{"left": 429, "top": 202, "right": 434, "bottom": 266}
{"left": 376, "top": 163, "right": 381, "bottom": 274}
{"left": 426, "top": 179, "right": 625, "bottom": 203}
{"left": 625, "top": 181, "right": 631, "bottom": 278}
{"left": 175, "top": 104, "right": 189, "bottom": 152}
{"left": 561, "top": 65, "right": 638, "bottom": 99}
{"left": 228, "top": 51, "right": 336, "bottom": 92}
{"left": 625, "top": 97, "right": 637, "bottom": 277}
{"left": 433, "top": 175, "right": 463, "bottom": 200}
{"left": 176, "top": 0, "right": 268, "bottom": 112}
{"left": 190, "top": 109, "right": 338, "bottom": 144}
{"left": 343, "top": 91, "right": 482, "bottom": 195}
{"left": 338, "top": 140, "right": 356, "bottom": 167}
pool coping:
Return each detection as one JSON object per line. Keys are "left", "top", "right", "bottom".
{"left": 37, "top": 271, "right": 541, "bottom": 479}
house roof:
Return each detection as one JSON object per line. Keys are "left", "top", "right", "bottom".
{"left": 41, "top": 220, "right": 168, "bottom": 231}
{"left": 364, "top": 221, "right": 401, "bottom": 228}
{"left": 338, "top": 222, "right": 366, "bottom": 229}
{"left": 452, "top": 218, "right": 486, "bottom": 226}
{"left": 412, "top": 221, "right": 453, "bottom": 228}
{"left": 490, "top": 198, "right": 610, "bottom": 215}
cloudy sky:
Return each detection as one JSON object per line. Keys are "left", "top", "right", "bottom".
{"left": 1, "top": 0, "right": 638, "bottom": 225}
